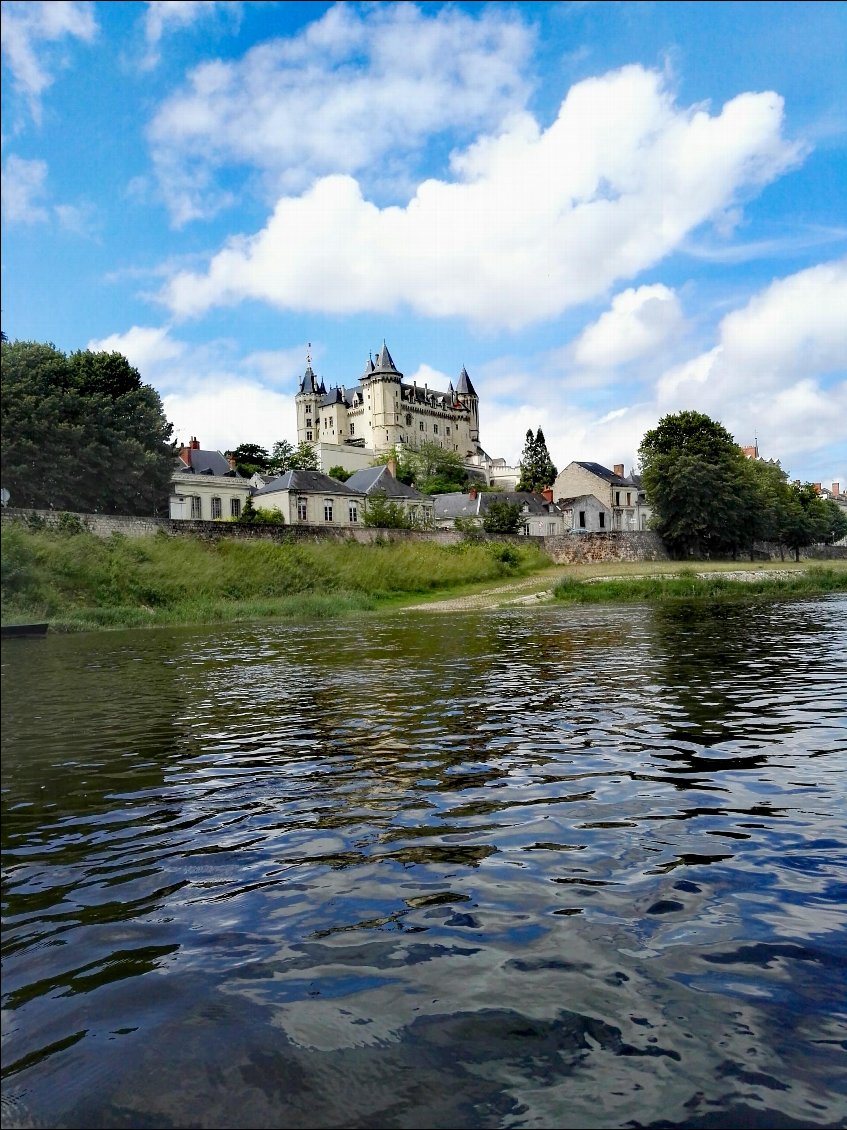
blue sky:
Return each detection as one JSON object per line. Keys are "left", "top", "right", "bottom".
{"left": 2, "top": 0, "right": 845, "bottom": 488}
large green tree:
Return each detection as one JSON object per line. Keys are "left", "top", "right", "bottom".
{"left": 639, "top": 411, "right": 752, "bottom": 557}
{"left": 1, "top": 340, "right": 174, "bottom": 515}
{"left": 373, "top": 442, "right": 469, "bottom": 494}
{"left": 516, "top": 428, "right": 557, "bottom": 493}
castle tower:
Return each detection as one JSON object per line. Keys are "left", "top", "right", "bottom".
{"left": 295, "top": 346, "right": 325, "bottom": 445}
{"left": 456, "top": 365, "right": 479, "bottom": 445}
{"left": 364, "top": 342, "right": 403, "bottom": 454}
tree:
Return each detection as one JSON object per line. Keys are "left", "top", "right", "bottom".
{"left": 373, "top": 442, "right": 469, "bottom": 494}
{"left": 362, "top": 492, "right": 412, "bottom": 529}
{"left": 328, "top": 465, "right": 352, "bottom": 481}
{"left": 779, "top": 483, "right": 831, "bottom": 561}
{"left": 639, "top": 411, "right": 751, "bottom": 558}
{"left": 229, "top": 443, "right": 270, "bottom": 477}
{"left": 482, "top": 500, "right": 523, "bottom": 534}
{"left": 516, "top": 428, "right": 557, "bottom": 493}
{"left": 821, "top": 498, "right": 847, "bottom": 545}
{"left": 1, "top": 339, "right": 174, "bottom": 515}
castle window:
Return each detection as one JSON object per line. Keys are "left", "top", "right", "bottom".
{"left": 419, "top": 422, "right": 425, "bottom": 431}
{"left": 406, "top": 413, "right": 412, "bottom": 426}
{"left": 324, "top": 499, "right": 333, "bottom": 522}
{"left": 211, "top": 497, "right": 222, "bottom": 520}
{"left": 350, "top": 423, "right": 355, "bottom": 435}
{"left": 349, "top": 503, "right": 358, "bottom": 523}
{"left": 306, "top": 430, "right": 313, "bottom": 441}
{"left": 230, "top": 498, "right": 241, "bottom": 518}
{"left": 298, "top": 497, "right": 308, "bottom": 521}
{"left": 306, "top": 417, "right": 312, "bottom": 427}
{"left": 433, "top": 424, "right": 438, "bottom": 435}
{"left": 446, "top": 426, "right": 450, "bottom": 435}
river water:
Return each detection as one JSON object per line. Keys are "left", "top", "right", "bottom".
{"left": 2, "top": 597, "right": 846, "bottom": 1129}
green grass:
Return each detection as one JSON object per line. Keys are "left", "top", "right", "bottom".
{"left": 0, "top": 523, "right": 551, "bottom": 632}
{"left": 553, "top": 566, "right": 847, "bottom": 604}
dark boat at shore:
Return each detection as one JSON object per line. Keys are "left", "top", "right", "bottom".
{"left": 1, "top": 623, "right": 49, "bottom": 638}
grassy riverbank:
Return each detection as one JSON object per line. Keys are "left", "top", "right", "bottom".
{"left": 0, "top": 523, "right": 551, "bottom": 631}
{"left": 553, "top": 564, "right": 847, "bottom": 604}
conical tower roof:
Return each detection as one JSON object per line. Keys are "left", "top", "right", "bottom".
{"left": 456, "top": 365, "right": 477, "bottom": 398}
{"left": 373, "top": 342, "right": 400, "bottom": 375}
{"left": 298, "top": 364, "right": 320, "bottom": 394}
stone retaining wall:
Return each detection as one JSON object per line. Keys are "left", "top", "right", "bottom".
{"left": 3, "top": 507, "right": 844, "bottom": 560}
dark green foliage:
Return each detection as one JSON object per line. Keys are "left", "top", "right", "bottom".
{"left": 237, "top": 496, "right": 284, "bottom": 524}
{"left": 482, "top": 500, "right": 522, "bottom": 534}
{"left": 640, "top": 411, "right": 754, "bottom": 557}
{"left": 229, "top": 443, "right": 270, "bottom": 477}
{"left": 362, "top": 492, "right": 412, "bottom": 529}
{"left": 329, "top": 465, "right": 353, "bottom": 481}
{"left": 822, "top": 498, "right": 847, "bottom": 544}
{"left": 639, "top": 411, "right": 839, "bottom": 560}
{"left": 516, "top": 428, "right": 557, "bottom": 493}
{"left": 554, "top": 567, "right": 847, "bottom": 603}
{"left": 1, "top": 339, "right": 174, "bottom": 515}
{"left": 374, "top": 442, "right": 469, "bottom": 493}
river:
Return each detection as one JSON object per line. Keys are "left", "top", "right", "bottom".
{"left": 2, "top": 596, "right": 846, "bottom": 1129}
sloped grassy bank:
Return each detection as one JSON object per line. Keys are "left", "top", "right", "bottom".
{"left": 0, "top": 523, "right": 551, "bottom": 632}
{"left": 553, "top": 565, "right": 847, "bottom": 604}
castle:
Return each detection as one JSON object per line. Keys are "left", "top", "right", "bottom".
{"left": 295, "top": 342, "right": 517, "bottom": 484}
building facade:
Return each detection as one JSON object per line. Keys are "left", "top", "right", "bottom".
{"left": 553, "top": 461, "right": 651, "bottom": 531}
{"left": 169, "top": 438, "right": 253, "bottom": 521}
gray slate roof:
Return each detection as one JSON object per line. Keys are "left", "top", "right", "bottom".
{"left": 252, "top": 470, "right": 364, "bottom": 497}
{"left": 576, "top": 461, "right": 633, "bottom": 487}
{"left": 298, "top": 365, "right": 326, "bottom": 395}
{"left": 345, "top": 466, "right": 426, "bottom": 499}
{"left": 373, "top": 343, "right": 400, "bottom": 374}
{"left": 557, "top": 494, "right": 609, "bottom": 509}
{"left": 455, "top": 365, "right": 478, "bottom": 398}
{"left": 434, "top": 491, "right": 561, "bottom": 520}
{"left": 175, "top": 449, "right": 243, "bottom": 477}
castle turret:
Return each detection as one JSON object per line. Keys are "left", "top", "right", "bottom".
{"left": 456, "top": 365, "right": 479, "bottom": 444}
{"left": 366, "top": 342, "right": 403, "bottom": 454}
{"left": 295, "top": 348, "right": 324, "bottom": 445}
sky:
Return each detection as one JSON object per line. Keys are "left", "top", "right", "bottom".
{"left": 2, "top": 0, "right": 846, "bottom": 488}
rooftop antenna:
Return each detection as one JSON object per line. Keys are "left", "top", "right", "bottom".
{"left": 306, "top": 342, "right": 312, "bottom": 366}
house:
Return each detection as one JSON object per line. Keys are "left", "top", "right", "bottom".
{"left": 344, "top": 464, "right": 434, "bottom": 527}
{"left": 170, "top": 438, "right": 253, "bottom": 520}
{"left": 557, "top": 494, "right": 612, "bottom": 533}
{"left": 250, "top": 469, "right": 366, "bottom": 527}
{"left": 433, "top": 487, "right": 567, "bottom": 536}
{"left": 552, "top": 461, "right": 651, "bottom": 531}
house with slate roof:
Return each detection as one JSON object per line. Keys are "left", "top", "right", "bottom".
{"left": 170, "top": 437, "right": 253, "bottom": 521}
{"left": 344, "top": 464, "right": 434, "bottom": 527}
{"left": 250, "top": 469, "right": 366, "bottom": 528}
{"left": 295, "top": 343, "right": 486, "bottom": 478}
{"left": 552, "top": 462, "right": 652, "bottom": 531}
{"left": 433, "top": 487, "right": 567, "bottom": 536}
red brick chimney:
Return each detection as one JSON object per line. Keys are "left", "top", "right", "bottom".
{"left": 813, "top": 483, "right": 822, "bottom": 493}
{"left": 613, "top": 463, "right": 624, "bottom": 477}
{"left": 178, "top": 437, "right": 201, "bottom": 467}
{"left": 541, "top": 488, "right": 553, "bottom": 503}
{"left": 227, "top": 454, "right": 237, "bottom": 471}
{"left": 832, "top": 482, "right": 840, "bottom": 497}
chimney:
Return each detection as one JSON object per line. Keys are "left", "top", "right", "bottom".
{"left": 178, "top": 440, "right": 192, "bottom": 466}
{"left": 387, "top": 456, "right": 397, "bottom": 478}
{"left": 813, "top": 483, "right": 822, "bottom": 494}
{"left": 613, "top": 464, "right": 624, "bottom": 477}
{"left": 832, "top": 482, "right": 840, "bottom": 497}
{"left": 190, "top": 436, "right": 200, "bottom": 449}
{"left": 541, "top": 488, "right": 553, "bottom": 503}
{"left": 227, "top": 454, "right": 237, "bottom": 471}
{"left": 468, "top": 486, "right": 478, "bottom": 501}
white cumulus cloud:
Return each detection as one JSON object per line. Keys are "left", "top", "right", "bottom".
{"left": 141, "top": 1, "right": 240, "bottom": 70}
{"left": 159, "top": 66, "right": 803, "bottom": 330}
{"left": 147, "top": 1, "right": 533, "bottom": 224}
{"left": 1, "top": 0, "right": 96, "bottom": 123}
{"left": 572, "top": 285, "right": 684, "bottom": 368}
{"left": 1, "top": 155, "right": 49, "bottom": 223}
